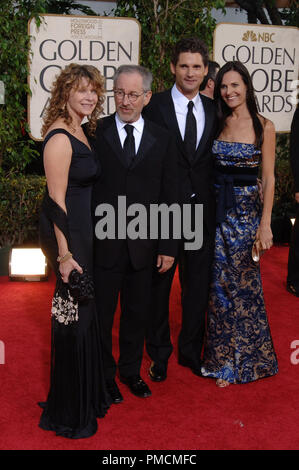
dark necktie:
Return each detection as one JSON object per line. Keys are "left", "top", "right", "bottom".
{"left": 184, "top": 101, "right": 197, "bottom": 159}
{"left": 123, "top": 124, "right": 135, "bottom": 167}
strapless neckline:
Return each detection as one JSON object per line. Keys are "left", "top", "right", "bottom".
{"left": 215, "top": 139, "right": 256, "bottom": 147}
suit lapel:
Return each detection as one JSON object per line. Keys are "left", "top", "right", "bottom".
{"left": 101, "top": 115, "right": 157, "bottom": 170}
{"left": 159, "top": 91, "right": 188, "bottom": 161}
{"left": 194, "top": 95, "right": 214, "bottom": 162}
{"left": 160, "top": 90, "right": 214, "bottom": 164}
{"left": 102, "top": 114, "right": 127, "bottom": 168}
{"left": 131, "top": 119, "right": 156, "bottom": 169}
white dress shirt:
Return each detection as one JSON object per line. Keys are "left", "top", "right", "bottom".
{"left": 171, "top": 84, "right": 205, "bottom": 149}
{"left": 115, "top": 113, "right": 144, "bottom": 153}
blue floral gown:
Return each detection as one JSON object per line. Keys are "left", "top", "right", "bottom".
{"left": 201, "top": 140, "right": 278, "bottom": 384}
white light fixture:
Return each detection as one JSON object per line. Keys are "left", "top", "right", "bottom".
{"left": 9, "top": 248, "right": 48, "bottom": 281}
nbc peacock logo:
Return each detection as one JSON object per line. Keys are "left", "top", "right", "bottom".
{"left": 242, "top": 30, "right": 275, "bottom": 43}
{"left": 242, "top": 30, "right": 257, "bottom": 42}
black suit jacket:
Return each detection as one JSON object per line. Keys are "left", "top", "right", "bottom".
{"left": 290, "top": 107, "right": 299, "bottom": 193}
{"left": 143, "top": 89, "right": 217, "bottom": 235}
{"left": 91, "top": 114, "right": 178, "bottom": 270}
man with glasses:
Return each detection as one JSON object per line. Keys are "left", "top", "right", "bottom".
{"left": 92, "top": 65, "right": 178, "bottom": 404}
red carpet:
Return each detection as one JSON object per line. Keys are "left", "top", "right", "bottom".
{"left": 0, "top": 245, "right": 298, "bottom": 450}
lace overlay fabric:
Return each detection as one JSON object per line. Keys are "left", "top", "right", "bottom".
{"left": 213, "top": 140, "right": 261, "bottom": 168}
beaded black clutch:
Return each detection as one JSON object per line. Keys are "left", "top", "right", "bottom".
{"left": 68, "top": 268, "right": 94, "bottom": 302}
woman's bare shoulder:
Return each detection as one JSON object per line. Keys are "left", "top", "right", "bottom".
{"left": 258, "top": 115, "right": 275, "bottom": 133}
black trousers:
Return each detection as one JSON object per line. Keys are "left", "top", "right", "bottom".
{"left": 94, "top": 247, "right": 153, "bottom": 381}
{"left": 146, "top": 226, "right": 215, "bottom": 371}
{"left": 287, "top": 203, "right": 299, "bottom": 289}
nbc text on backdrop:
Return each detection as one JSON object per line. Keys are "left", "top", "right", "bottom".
{"left": 213, "top": 23, "right": 299, "bottom": 132}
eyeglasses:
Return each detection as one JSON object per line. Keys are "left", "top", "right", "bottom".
{"left": 113, "top": 89, "right": 146, "bottom": 103}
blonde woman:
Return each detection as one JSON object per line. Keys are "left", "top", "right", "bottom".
{"left": 39, "top": 64, "right": 110, "bottom": 438}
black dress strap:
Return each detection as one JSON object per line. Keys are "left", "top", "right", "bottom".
{"left": 43, "top": 128, "right": 73, "bottom": 149}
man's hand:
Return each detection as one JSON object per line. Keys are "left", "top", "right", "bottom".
{"left": 295, "top": 192, "right": 299, "bottom": 204}
{"left": 156, "top": 255, "right": 175, "bottom": 273}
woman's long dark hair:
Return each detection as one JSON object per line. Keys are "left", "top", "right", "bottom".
{"left": 214, "top": 61, "right": 264, "bottom": 148}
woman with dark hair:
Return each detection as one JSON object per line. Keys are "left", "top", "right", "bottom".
{"left": 201, "top": 61, "right": 278, "bottom": 387}
{"left": 39, "top": 63, "right": 111, "bottom": 438}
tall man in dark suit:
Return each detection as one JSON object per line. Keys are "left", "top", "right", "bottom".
{"left": 92, "top": 65, "right": 178, "bottom": 403}
{"left": 143, "top": 37, "right": 217, "bottom": 381}
{"left": 287, "top": 106, "right": 299, "bottom": 297}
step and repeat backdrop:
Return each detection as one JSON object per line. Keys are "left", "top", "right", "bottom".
{"left": 28, "top": 16, "right": 298, "bottom": 139}
{"left": 214, "top": 23, "right": 299, "bottom": 132}
{"left": 28, "top": 14, "right": 140, "bottom": 140}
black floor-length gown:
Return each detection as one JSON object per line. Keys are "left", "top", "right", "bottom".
{"left": 39, "top": 129, "right": 111, "bottom": 439}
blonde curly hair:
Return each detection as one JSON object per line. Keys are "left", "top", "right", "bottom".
{"left": 41, "top": 63, "right": 105, "bottom": 137}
